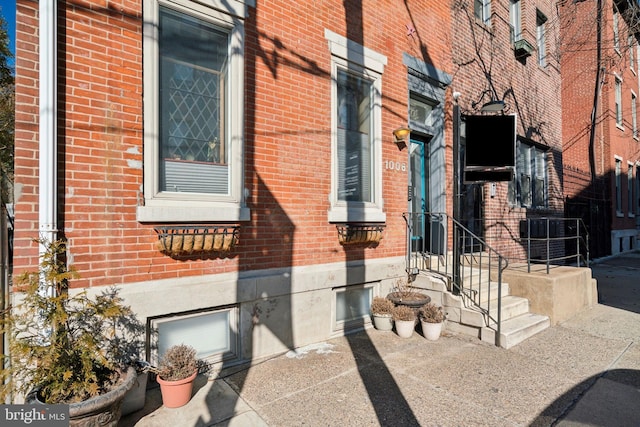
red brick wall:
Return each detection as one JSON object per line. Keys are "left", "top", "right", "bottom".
{"left": 561, "top": 0, "right": 640, "bottom": 234}
{"left": 13, "top": 1, "right": 452, "bottom": 288}
{"left": 450, "top": 0, "right": 564, "bottom": 261}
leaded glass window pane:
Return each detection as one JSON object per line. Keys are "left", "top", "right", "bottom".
{"left": 159, "top": 7, "right": 229, "bottom": 194}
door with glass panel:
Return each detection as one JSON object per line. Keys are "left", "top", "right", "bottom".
{"left": 409, "top": 136, "right": 430, "bottom": 253}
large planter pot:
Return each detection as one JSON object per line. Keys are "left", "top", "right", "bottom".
{"left": 157, "top": 371, "right": 198, "bottom": 408}
{"left": 387, "top": 292, "right": 431, "bottom": 311}
{"left": 421, "top": 320, "right": 443, "bottom": 341}
{"left": 394, "top": 319, "right": 416, "bottom": 338}
{"left": 372, "top": 313, "right": 393, "bottom": 331}
{"left": 27, "top": 366, "right": 137, "bottom": 427}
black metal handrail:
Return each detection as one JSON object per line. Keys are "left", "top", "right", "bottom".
{"left": 403, "top": 212, "right": 508, "bottom": 346}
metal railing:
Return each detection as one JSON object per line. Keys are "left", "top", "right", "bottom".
{"left": 520, "top": 217, "right": 590, "bottom": 273}
{"left": 403, "top": 212, "right": 508, "bottom": 345}
{"left": 477, "top": 217, "right": 590, "bottom": 274}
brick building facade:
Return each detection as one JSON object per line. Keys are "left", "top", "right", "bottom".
{"left": 562, "top": 0, "right": 640, "bottom": 257}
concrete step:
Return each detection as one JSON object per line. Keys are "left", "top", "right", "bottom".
{"left": 481, "top": 313, "right": 550, "bottom": 349}
{"left": 460, "top": 295, "right": 531, "bottom": 327}
{"left": 461, "top": 280, "right": 510, "bottom": 304}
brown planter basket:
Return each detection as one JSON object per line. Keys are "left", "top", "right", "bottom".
{"left": 155, "top": 225, "right": 239, "bottom": 255}
{"left": 336, "top": 224, "right": 385, "bottom": 245}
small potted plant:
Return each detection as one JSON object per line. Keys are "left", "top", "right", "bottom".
{"left": 370, "top": 296, "right": 395, "bottom": 331}
{"left": 152, "top": 344, "right": 198, "bottom": 408}
{"left": 0, "top": 239, "right": 143, "bottom": 426}
{"left": 392, "top": 304, "right": 416, "bottom": 338}
{"left": 418, "top": 302, "right": 446, "bottom": 341}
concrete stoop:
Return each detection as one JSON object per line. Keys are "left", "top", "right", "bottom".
{"left": 412, "top": 271, "right": 550, "bottom": 349}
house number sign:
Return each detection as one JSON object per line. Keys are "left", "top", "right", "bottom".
{"left": 385, "top": 160, "right": 407, "bottom": 172}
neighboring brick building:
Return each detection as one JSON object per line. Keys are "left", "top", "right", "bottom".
{"left": 561, "top": 0, "right": 640, "bottom": 257}
{"left": 13, "top": 0, "right": 457, "bottom": 366}
{"left": 450, "top": 0, "right": 565, "bottom": 262}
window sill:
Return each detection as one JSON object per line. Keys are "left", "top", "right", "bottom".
{"left": 137, "top": 204, "right": 250, "bottom": 223}
{"left": 328, "top": 205, "right": 386, "bottom": 223}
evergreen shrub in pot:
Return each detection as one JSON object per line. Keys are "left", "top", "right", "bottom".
{"left": 0, "top": 239, "right": 144, "bottom": 426}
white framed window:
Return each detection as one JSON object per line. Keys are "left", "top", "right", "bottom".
{"left": 333, "top": 283, "right": 373, "bottom": 332}
{"left": 613, "top": 9, "right": 620, "bottom": 52}
{"left": 510, "top": 0, "right": 521, "bottom": 42}
{"left": 150, "top": 306, "right": 239, "bottom": 365}
{"left": 615, "top": 75, "right": 623, "bottom": 127}
{"left": 632, "top": 92, "right": 638, "bottom": 138}
{"left": 475, "top": 0, "right": 491, "bottom": 27}
{"left": 326, "top": 29, "right": 387, "bottom": 223}
{"left": 630, "top": 35, "right": 636, "bottom": 73}
{"left": 536, "top": 10, "right": 547, "bottom": 67}
{"left": 628, "top": 163, "right": 634, "bottom": 216}
{"left": 508, "top": 139, "right": 547, "bottom": 209}
{"left": 636, "top": 163, "right": 640, "bottom": 216}
{"left": 139, "top": 0, "right": 250, "bottom": 223}
{"left": 615, "top": 157, "right": 622, "bottom": 214}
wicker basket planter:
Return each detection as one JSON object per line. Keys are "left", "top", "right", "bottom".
{"left": 336, "top": 224, "right": 385, "bottom": 245}
{"left": 155, "top": 225, "right": 239, "bottom": 255}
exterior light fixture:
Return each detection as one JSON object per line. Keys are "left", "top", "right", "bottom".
{"left": 393, "top": 127, "right": 411, "bottom": 144}
{"left": 480, "top": 100, "right": 506, "bottom": 113}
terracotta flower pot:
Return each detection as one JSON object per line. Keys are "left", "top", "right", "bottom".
{"left": 157, "top": 371, "right": 198, "bottom": 408}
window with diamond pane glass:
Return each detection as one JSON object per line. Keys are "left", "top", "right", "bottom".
{"left": 159, "top": 7, "right": 229, "bottom": 194}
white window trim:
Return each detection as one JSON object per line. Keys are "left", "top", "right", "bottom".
{"left": 331, "top": 283, "right": 374, "bottom": 333}
{"left": 476, "top": 0, "right": 491, "bottom": 27}
{"left": 149, "top": 305, "right": 239, "bottom": 366}
{"left": 615, "top": 156, "right": 623, "bottom": 216}
{"left": 138, "top": 0, "right": 250, "bottom": 223}
{"left": 628, "top": 162, "right": 635, "bottom": 217}
{"left": 632, "top": 90, "right": 638, "bottom": 139}
{"left": 613, "top": 10, "right": 620, "bottom": 54}
{"left": 629, "top": 35, "right": 636, "bottom": 75}
{"left": 325, "top": 29, "right": 387, "bottom": 223}
{"left": 615, "top": 74, "right": 624, "bottom": 129}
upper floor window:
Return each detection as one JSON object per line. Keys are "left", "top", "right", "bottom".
{"left": 628, "top": 163, "right": 634, "bottom": 215}
{"left": 630, "top": 35, "right": 636, "bottom": 72}
{"left": 615, "top": 75, "right": 623, "bottom": 127}
{"left": 510, "top": 0, "right": 521, "bottom": 42}
{"left": 536, "top": 11, "right": 547, "bottom": 67}
{"left": 139, "top": 0, "right": 250, "bottom": 222}
{"left": 475, "top": 0, "right": 491, "bottom": 27}
{"left": 615, "top": 157, "right": 622, "bottom": 214}
{"left": 326, "top": 29, "right": 387, "bottom": 223}
{"left": 632, "top": 92, "right": 638, "bottom": 138}
{"left": 508, "top": 139, "right": 547, "bottom": 209}
{"left": 613, "top": 9, "right": 620, "bottom": 52}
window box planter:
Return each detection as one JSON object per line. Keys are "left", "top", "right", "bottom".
{"left": 154, "top": 225, "right": 239, "bottom": 255}
{"left": 336, "top": 224, "right": 385, "bottom": 245}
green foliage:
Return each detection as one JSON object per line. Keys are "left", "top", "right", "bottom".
{"left": 0, "top": 240, "right": 144, "bottom": 403}
{"left": 155, "top": 344, "right": 197, "bottom": 382}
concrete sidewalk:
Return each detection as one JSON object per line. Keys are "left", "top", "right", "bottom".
{"left": 120, "top": 256, "right": 640, "bottom": 427}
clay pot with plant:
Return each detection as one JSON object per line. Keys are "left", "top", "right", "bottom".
{"left": 418, "top": 302, "right": 447, "bottom": 341}
{"left": 151, "top": 344, "right": 199, "bottom": 408}
{"left": 370, "top": 296, "right": 395, "bottom": 331}
{"left": 0, "top": 239, "right": 144, "bottom": 427}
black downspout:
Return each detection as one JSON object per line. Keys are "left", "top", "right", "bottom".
{"left": 589, "top": 0, "right": 603, "bottom": 183}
